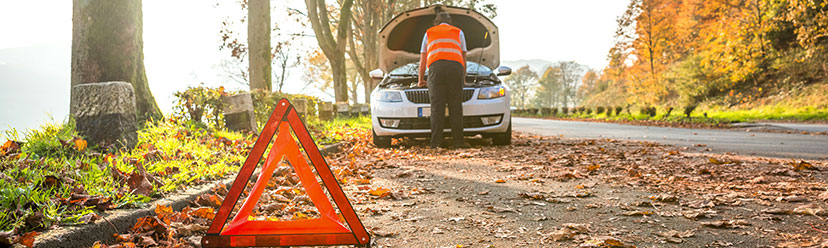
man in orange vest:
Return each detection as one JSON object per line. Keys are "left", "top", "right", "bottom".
{"left": 418, "top": 12, "right": 469, "bottom": 149}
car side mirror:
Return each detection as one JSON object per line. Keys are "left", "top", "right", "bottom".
{"left": 496, "top": 66, "right": 512, "bottom": 76}
{"left": 370, "top": 69, "right": 384, "bottom": 79}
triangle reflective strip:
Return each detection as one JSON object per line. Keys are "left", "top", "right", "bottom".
{"left": 220, "top": 122, "right": 347, "bottom": 236}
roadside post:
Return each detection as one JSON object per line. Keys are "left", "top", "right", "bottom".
{"left": 319, "top": 101, "right": 334, "bottom": 121}
{"left": 202, "top": 99, "right": 371, "bottom": 247}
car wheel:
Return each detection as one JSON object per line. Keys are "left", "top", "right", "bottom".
{"left": 372, "top": 129, "right": 392, "bottom": 148}
{"left": 491, "top": 121, "right": 511, "bottom": 146}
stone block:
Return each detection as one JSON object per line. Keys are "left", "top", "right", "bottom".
{"left": 221, "top": 93, "right": 257, "bottom": 133}
{"left": 293, "top": 98, "right": 308, "bottom": 121}
{"left": 335, "top": 102, "right": 350, "bottom": 117}
{"left": 319, "top": 101, "right": 333, "bottom": 121}
{"left": 70, "top": 81, "right": 138, "bottom": 148}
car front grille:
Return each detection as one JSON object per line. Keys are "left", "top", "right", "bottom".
{"left": 380, "top": 114, "right": 502, "bottom": 130}
{"left": 404, "top": 89, "right": 476, "bottom": 104}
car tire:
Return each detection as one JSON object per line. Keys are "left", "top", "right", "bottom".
{"left": 372, "top": 129, "right": 392, "bottom": 148}
{"left": 491, "top": 121, "right": 511, "bottom": 146}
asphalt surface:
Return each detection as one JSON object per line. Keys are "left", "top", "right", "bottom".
{"left": 512, "top": 117, "right": 828, "bottom": 160}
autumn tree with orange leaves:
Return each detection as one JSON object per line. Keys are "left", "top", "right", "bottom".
{"left": 581, "top": 0, "right": 828, "bottom": 110}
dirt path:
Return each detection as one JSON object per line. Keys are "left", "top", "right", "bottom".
{"left": 354, "top": 134, "right": 828, "bottom": 247}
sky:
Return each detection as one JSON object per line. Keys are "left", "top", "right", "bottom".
{"left": 0, "top": 0, "right": 629, "bottom": 132}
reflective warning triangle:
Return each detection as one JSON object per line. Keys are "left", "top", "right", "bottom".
{"left": 202, "top": 99, "right": 370, "bottom": 247}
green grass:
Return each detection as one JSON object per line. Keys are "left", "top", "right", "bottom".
{"left": 516, "top": 104, "right": 828, "bottom": 126}
{"left": 306, "top": 115, "right": 372, "bottom": 144}
{"left": 0, "top": 118, "right": 251, "bottom": 233}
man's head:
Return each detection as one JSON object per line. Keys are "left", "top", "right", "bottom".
{"left": 433, "top": 12, "right": 452, "bottom": 25}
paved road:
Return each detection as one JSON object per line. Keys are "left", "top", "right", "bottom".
{"left": 512, "top": 117, "right": 828, "bottom": 160}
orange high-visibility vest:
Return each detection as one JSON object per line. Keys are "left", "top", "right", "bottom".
{"left": 425, "top": 24, "right": 465, "bottom": 68}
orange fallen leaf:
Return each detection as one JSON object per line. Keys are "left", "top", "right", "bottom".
{"left": 191, "top": 207, "right": 216, "bottom": 220}
{"left": 368, "top": 187, "right": 392, "bottom": 198}
{"left": 73, "top": 138, "right": 87, "bottom": 152}
{"left": 19, "top": 231, "right": 39, "bottom": 248}
{"left": 352, "top": 178, "right": 371, "bottom": 185}
{"left": 155, "top": 204, "right": 173, "bottom": 218}
{"left": 792, "top": 160, "right": 814, "bottom": 171}
{"left": 587, "top": 164, "right": 600, "bottom": 172}
{"left": 292, "top": 212, "right": 310, "bottom": 220}
{"left": 495, "top": 179, "right": 506, "bottom": 183}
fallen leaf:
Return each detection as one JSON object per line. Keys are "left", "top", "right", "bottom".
{"left": 547, "top": 228, "right": 575, "bottom": 242}
{"left": 621, "top": 210, "right": 653, "bottom": 216}
{"left": 791, "top": 160, "right": 814, "bottom": 171}
{"left": 495, "top": 179, "right": 506, "bottom": 183}
{"left": 127, "top": 171, "right": 153, "bottom": 197}
{"left": 519, "top": 192, "right": 545, "bottom": 200}
{"left": 73, "top": 138, "right": 87, "bottom": 152}
{"left": 137, "top": 236, "right": 157, "bottom": 247}
{"left": 19, "top": 231, "right": 39, "bottom": 248}
{"left": 352, "top": 178, "right": 372, "bottom": 185}
{"left": 1, "top": 140, "right": 22, "bottom": 156}
{"left": 761, "top": 208, "right": 791, "bottom": 215}
{"left": 700, "top": 219, "right": 749, "bottom": 228}
{"left": 191, "top": 207, "right": 216, "bottom": 220}
{"left": 586, "top": 164, "right": 600, "bottom": 172}
{"left": 368, "top": 187, "right": 392, "bottom": 198}
{"left": 487, "top": 206, "right": 516, "bottom": 213}
{"left": 792, "top": 204, "right": 824, "bottom": 216}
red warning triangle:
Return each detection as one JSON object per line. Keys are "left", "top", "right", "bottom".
{"left": 202, "top": 99, "right": 370, "bottom": 247}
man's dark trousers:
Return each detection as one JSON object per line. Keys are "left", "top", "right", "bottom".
{"left": 427, "top": 60, "right": 465, "bottom": 147}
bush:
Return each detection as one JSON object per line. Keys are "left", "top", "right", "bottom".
{"left": 561, "top": 107, "right": 569, "bottom": 115}
{"left": 250, "top": 90, "right": 319, "bottom": 126}
{"left": 596, "top": 106, "right": 605, "bottom": 114}
{"left": 586, "top": 108, "right": 593, "bottom": 115}
{"left": 684, "top": 105, "right": 697, "bottom": 117}
{"left": 172, "top": 85, "right": 225, "bottom": 128}
{"left": 664, "top": 107, "right": 674, "bottom": 118}
{"left": 615, "top": 106, "right": 623, "bottom": 115}
{"left": 551, "top": 108, "right": 559, "bottom": 116}
{"left": 640, "top": 106, "right": 657, "bottom": 117}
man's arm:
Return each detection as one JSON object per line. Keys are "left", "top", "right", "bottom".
{"left": 418, "top": 33, "right": 428, "bottom": 87}
{"left": 418, "top": 52, "right": 428, "bottom": 87}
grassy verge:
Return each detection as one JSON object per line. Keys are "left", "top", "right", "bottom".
{"left": 0, "top": 118, "right": 251, "bottom": 236}
{"left": 515, "top": 104, "right": 828, "bottom": 127}
{"left": 0, "top": 114, "right": 371, "bottom": 243}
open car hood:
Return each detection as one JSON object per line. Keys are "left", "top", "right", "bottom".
{"left": 379, "top": 5, "right": 499, "bottom": 73}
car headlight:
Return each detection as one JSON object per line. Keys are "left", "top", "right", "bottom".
{"left": 377, "top": 90, "right": 402, "bottom": 102}
{"left": 477, "top": 86, "right": 506, "bottom": 99}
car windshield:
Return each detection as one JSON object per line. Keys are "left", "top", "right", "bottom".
{"left": 389, "top": 62, "right": 492, "bottom": 76}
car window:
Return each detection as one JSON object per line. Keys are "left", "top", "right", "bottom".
{"left": 389, "top": 62, "right": 492, "bottom": 76}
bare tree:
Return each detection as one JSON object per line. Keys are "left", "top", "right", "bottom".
{"left": 305, "top": 0, "right": 355, "bottom": 103}
{"left": 504, "top": 66, "right": 538, "bottom": 109}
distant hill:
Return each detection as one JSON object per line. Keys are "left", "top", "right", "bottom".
{"left": 501, "top": 59, "right": 556, "bottom": 74}
{"left": 0, "top": 44, "right": 70, "bottom": 134}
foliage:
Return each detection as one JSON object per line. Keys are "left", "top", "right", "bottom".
{"left": 172, "top": 85, "right": 226, "bottom": 129}
{"left": 504, "top": 66, "right": 538, "bottom": 109}
{"left": 249, "top": 89, "right": 320, "bottom": 128}
{"left": 580, "top": 0, "right": 828, "bottom": 116}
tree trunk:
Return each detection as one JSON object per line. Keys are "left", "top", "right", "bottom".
{"left": 71, "top": 0, "right": 161, "bottom": 121}
{"left": 248, "top": 0, "right": 272, "bottom": 91}
{"left": 305, "top": 0, "right": 354, "bottom": 104}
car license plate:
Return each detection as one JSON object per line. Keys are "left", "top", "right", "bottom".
{"left": 418, "top": 107, "right": 449, "bottom": 117}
